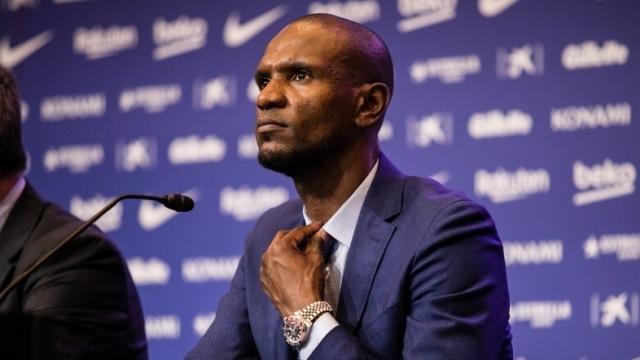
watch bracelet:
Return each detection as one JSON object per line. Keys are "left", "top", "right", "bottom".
{"left": 294, "top": 300, "right": 333, "bottom": 322}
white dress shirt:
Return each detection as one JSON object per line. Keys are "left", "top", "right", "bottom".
{"left": 0, "top": 176, "right": 26, "bottom": 233}
{"left": 298, "top": 160, "right": 379, "bottom": 359}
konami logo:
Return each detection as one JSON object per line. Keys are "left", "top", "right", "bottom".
{"left": 145, "top": 315, "right": 180, "bottom": 340}
{"left": 573, "top": 158, "right": 636, "bottom": 206}
{"left": 503, "top": 239, "right": 563, "bottom": 266}
{"left": 182, "top": 256, "right": 240, "bottom": 283}
{"left": 551, "top": 102, "right": 631, "bottom": 132}
{"left": 40, "top": 93, "right": 106, "bottom": 121}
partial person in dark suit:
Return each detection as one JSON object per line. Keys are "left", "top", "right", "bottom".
{"left": 188, "top": 14, "right": 512, "bottom": 359}
{"left": 0, "top": 65, "right": 147, "bottom": 358}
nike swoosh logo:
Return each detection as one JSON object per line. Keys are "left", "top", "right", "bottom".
{"left": 138, "top": 188, "right": 199, "bottom": 231}
{"left": 223, "top": 5, "right": 287, "bottom": 48}
{"left": 478, "top": 0, "right": 518, "bottom": 17}
{"left": 0, "top": 30, "right": 53, "bottom": 69}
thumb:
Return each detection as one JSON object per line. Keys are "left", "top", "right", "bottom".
{"left": 306, "top": 228, "right": 328, "bottom": 257}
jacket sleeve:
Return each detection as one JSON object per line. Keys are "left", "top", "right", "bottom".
{"left": 309, "top": 199, "right": 512, "bottom": 360}
{"left": 186, "top": 252, "right": 260, "bottom": 359}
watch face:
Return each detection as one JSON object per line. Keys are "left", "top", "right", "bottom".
{"left": 283, "top": 316, "right": 308, "bottom": 347}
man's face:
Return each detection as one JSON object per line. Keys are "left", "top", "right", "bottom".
{"left": 254, "top": 22, "right": 359, "bottom": 177}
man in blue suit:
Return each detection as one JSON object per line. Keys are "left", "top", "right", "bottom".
{"left": 188, "top": 14, "right": 512, "bottom": 359}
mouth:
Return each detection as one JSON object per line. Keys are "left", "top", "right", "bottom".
{"left": 256, "top": 118, "right": 287, "bottom": 133}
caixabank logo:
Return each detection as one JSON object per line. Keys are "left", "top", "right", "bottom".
{"left": 573, "top": 158, "right": 636, "bottom": 206}
{"left": 591, "top": 292, "right": 640, "bottom": 328}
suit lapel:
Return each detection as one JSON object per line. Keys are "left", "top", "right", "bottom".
{"left": 0, "top": 183, "right": 44, "bottom": 291}
{"left": 337, "top": 154, "right": 404, "bottom": 331}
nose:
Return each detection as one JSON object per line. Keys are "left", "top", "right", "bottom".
{"left": 256, "top": 78, "right": 286, "bottom": 111}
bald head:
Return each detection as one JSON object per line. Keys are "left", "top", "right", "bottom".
{"left": 280, "top": 13, "right": 394, "bottom": 98}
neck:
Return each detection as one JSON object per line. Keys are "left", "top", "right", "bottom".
{"left": 0, "top": 174, "right": 20, "bottom": 203}
{"left": 294, "top": 144, "right": 378, "bottom": 223}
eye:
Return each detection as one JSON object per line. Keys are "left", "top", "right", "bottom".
{"left": 257, "top": 77, "right": 270, "bottom": 90}
{"left": 291, "top": 71, "right": 309, "bottom": 82}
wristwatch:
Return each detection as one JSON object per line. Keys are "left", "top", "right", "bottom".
{"left": 282, "top": 301, "right": 333, "bottom": 348}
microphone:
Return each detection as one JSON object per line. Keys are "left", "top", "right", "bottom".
{"left": 0, "top": 193, "right": 194, "bottom": 304}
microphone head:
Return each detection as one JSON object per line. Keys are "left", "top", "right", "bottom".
{"left": 162, "top": 194, "right": 195, "bottom": 212}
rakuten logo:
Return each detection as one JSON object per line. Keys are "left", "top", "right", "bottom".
{"left": 309, "top": 0, "right": 380, "bottom": 23}
{"left": 562, "top": 40, "right": 628, "bottom": 70}
{"left": 397, "top": 0, "right": 457, "bottom": 32}
{"left": 468, "top": 109, "right": 532, "bottom": 139}
{"left": 193, "top": 312, "right": 216, "bottom": 337}
{"left": 182, "top": 256, "right": 240, "bottom": 283}
{"left": 573, "top": 159, "right": 636, "bottom": 206}
{"left": 145, "top": 315, "right": 180, "bottom": 340}
{"left": 237, "top": 133, "right": 258, "bottom": 159}
{"left": 43, "top": 144, "right": 104, "bottom": 173}
{"left": 119, "top": 84, "right": 181, "bottom": 113}
{"left": 551, "top": 102, "right": 631, "bottom": 132}
{"left": 70, "top": 194, "right": 122, "bottom": 232}
{"left": 410, "top": 54, "right": 480, "bottom": 84}
{"left": 510, "top": 300, "right": 572, "bottom": 329}
{"left": 153, "top": 16, "right": 207, "bottom": 60}
{"left": 220, "top": 186, "right": 289, "bottom": 221}
{"left": 73, "top": 25, "right": 137, "bottom": 60}
{"left": 475, "top": 167, "right": 550, "bottom": 203}
{"left": 40, "top": 93, "right": 106, "bottom": 121}
{"left": 127, "top": 257, "right": 171, "bottom": 286}
{"left": 168, "top": 135, "right": 226, "bottom": 164}
{"left": 584, "top": 233, "right": 640, "bottom": 262}
{"left": 503, "top": 240, "right": 563, "bottom": 266}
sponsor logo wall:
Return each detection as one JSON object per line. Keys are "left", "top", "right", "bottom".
{"left": 2, "top": 0, "right": 638, "bottom": 359}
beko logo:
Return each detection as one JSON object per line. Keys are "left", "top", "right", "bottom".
{"left": 468, "top": 109, "right": 532, "bottom": 139}
{"left": 193, "top": 312, "right": 216, "bottom": 337}
{"left": 475, "top": 167, "right": 550, "bottom": 204}
{"left": 562, "top": 40, "right": 628, "bottom": 70}
{"left": 182, "top": 256, "right": 240, "bottom": 283}
{"left": 168, "top": 135, "right": 226, "bottom": 165}
{"left": 193, "top": 76, "right": 235, "bottom": 110}
{"left": 220, "top": 186, "right": 290, "bottom": 221}
{"left": 237, "top": 133, "right": 259, "bottom": 159}
{"left": 145, "top": 315, "right": 180, "bottom": 340}
{"left": 70, "top": 194, "right": 122, "bottom": 232}
{"left": 573, "top": 159, "right": 636, "bottom": 206}
{"left": 119, "top": 84, "right": 182, "bottom": 113}
{"left": 127, "top": 257, "right": 171, "bottom": 286}
{"left": 551, "top": 102, "right": 631, "bottom": 132}
{"left": 44, "top": 144, "right": 104, "bottom": 173}
{"left": 308, "top": 0, "right": 380, "bottom": 24}
{"left": 584, "top": 233, "right": 640, "bottom": 262}
{"left": 406, "top": 113, "right": 453, "bottom": 148}
{"left": 153, "top": 16, "right": 207, "bottom": 60}
{"left": 591, "top": 292, "right": 639, "bottom": 328}
{"left": 410, "top": 54, "right": 480, "bottom": 84}
{"left": 497, "top": 43, "right": 544, "bottom": 79}
{"left": 510, "top": 301, "right": 572, "bottom": 329}
{"left": 397, "top": 0, "right": 457, "bottom": 33}
{"left": 73, "top": 25, "right": 137, "bottom": 60}
{"left": 503, "top": 240, "right": 563, "bottom": 266}
{"left": 40, "top": 93, "right": 106, "bottom": 121}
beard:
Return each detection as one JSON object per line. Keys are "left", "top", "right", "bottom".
{"left": 257, "top": 132, "right": 350, "bottom": 178}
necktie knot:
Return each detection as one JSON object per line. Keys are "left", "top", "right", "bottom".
{"left": 321, "top": 235, "right": 337, "bottom": 265}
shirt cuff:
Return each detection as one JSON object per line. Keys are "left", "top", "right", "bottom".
{"left": 298, "top": 312, "right": 339, "bottom": 359}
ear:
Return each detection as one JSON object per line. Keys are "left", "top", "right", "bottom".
{"left": 354, "top": 82, "right": 390, "bottom": 129}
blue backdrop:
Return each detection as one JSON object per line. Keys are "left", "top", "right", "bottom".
{"left": 2, "top": 0, "right": 639, "bottom": 359}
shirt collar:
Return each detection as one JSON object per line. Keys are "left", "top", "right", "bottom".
{"left": 303, "top": 159, "right": 379, "bottom": 249}
{"left": 0, "top": 176, "right": 26, "bottom": 232}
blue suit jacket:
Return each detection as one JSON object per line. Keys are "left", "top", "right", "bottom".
{"left": 188, "top": 155, "right": 512, "bottom": 359}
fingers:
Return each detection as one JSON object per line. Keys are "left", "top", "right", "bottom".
{"left": 273, "top": 221, "right": 323, "bottom": 250}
